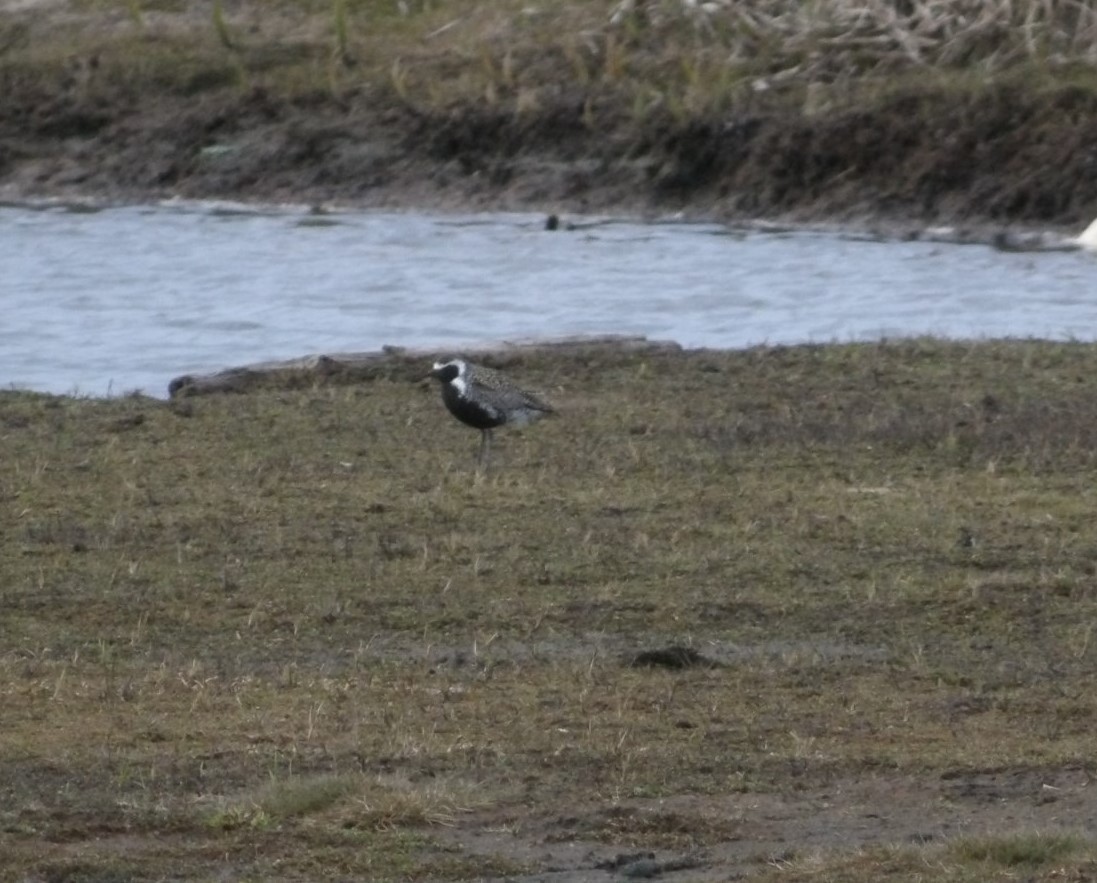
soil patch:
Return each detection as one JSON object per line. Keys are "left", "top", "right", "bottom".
{"left": 439, "top": 767, "right": 1097, "bottom": 881}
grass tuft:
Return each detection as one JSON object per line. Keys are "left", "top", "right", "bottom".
{"left": 950, "top": 831, "right": 1088, "bottom": 867}
{"left": 257, "top": 773, "right": 360, "bottom": 820}
{"left": 332, "top": 0, "right": 352, "bottom": 66}
{"left": 211, "top": 0, "right": 235, "bottom": 50}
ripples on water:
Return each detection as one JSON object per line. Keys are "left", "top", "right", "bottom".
{"left": 3, "top": 199, "right": 1095, "bottom": 397}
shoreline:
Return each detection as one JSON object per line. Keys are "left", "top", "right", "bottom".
{"left": 5, "top": 190, "right": 1089, "bottom": 252}
{"left": 8, "top": 333, "right": 1097, "bottom": 403}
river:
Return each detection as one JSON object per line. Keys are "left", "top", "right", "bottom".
{"left": 3, "top": 200, "right": 1095, "bottom": 397}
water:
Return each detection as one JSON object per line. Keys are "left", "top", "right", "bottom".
{"left": 3, "top": 200, "right": 1096, "bottom": 398}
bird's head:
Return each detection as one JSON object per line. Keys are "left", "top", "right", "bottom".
{"left": 430, "top": 359, "right": 465, "bottom": 384}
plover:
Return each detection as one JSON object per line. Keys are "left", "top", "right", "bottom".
{"left": 429, "top": 358, "right": 554, "bottom": 467}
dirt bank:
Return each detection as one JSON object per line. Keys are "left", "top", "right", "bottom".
{"left": 6, "top": 76, "right": 1097, "bottom": 228}
{"left": 4, "top": 1, "right": 1097, "bottom": 226}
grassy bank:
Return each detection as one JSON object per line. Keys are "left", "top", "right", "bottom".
{"left": 4, "top": 339, "right": 1097, "bottom": 879}
{"left": 4, "top": 0, "right": 1097, "bottom": 221}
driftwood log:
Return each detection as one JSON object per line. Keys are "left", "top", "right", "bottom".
{"left": 167, "top": 334, "right": 682, "bottom": 398}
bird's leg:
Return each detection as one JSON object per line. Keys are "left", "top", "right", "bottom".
{"left": 478, "top": 429, "right": 493, "bottom": 469}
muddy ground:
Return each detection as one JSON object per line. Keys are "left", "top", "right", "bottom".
{"left": 447, "top": 766, "right": 1097, "bottom": 881}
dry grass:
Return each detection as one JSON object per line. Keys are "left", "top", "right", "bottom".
{"left": 4, "top": 0, "right": 1097, "bottom": 120}
{"left": 610, "top": 0, "right": 1097, "bottom": 73}
{"left": 5, "top": 339, "right": 1097, "bottom": 878}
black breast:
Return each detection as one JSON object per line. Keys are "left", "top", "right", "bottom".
{"left": 442, "top": 383, "right": 505, "bottom": 430}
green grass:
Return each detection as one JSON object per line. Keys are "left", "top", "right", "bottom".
{"left": 5, "top": 339, "right": 1097, "bottom": 878}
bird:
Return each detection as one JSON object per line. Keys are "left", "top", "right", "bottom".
{"left": 429, "top": 358, "right": 554, "bottom": 467}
